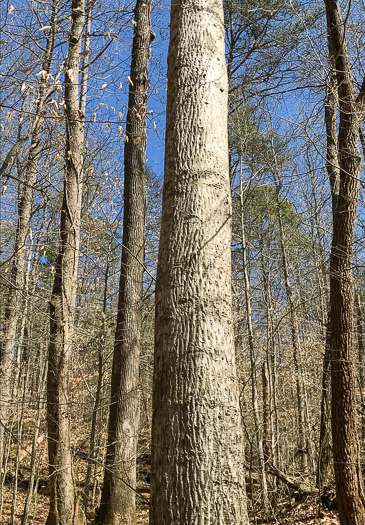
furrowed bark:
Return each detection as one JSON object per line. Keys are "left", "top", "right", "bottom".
{"left": 324, "top": 0, "right": 365, "bottom": 522}
{"left": 149, "top": 0, "right": 248, "bottom": 522}
{"left": 95, "top": 0, "right": 151, "bottom": 523}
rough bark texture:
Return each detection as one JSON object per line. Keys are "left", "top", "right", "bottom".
{"left": 149, "top": 0, "right": 248, "bottom": 522}
{"left": 46, "top": 1, "right": 84, "bottom": 523}
{"left": 0, "top": 0, "right": 58, "bottom": 497}
{"left": 324, "top": 0, "right": 365, "bottom": 523}
{"left": 355, "top": 291, "right": 365, "bottom": 445}
{"left": 95, "top": 1, "right": 151, "bottom": 523}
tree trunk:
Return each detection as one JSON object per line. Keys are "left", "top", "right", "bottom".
{"left": 149, "top": 0, "right": 248, "bottom": 522}
{"left": 239, "top": 164, "right": 269, "bottom": 512}
{"left": 355, "top": 291, "right": 365, "bottom": 444}
{"left": 324, "top": 0, "right": 365, "bottom": 522}
{"left": 95, "top": 1, "right": 151, "bottom": 523}
{"left": 46, "top": 1, "right": 84, "bottom": 523}
{"left": 275, "top": 181, "right": 307, "bottom": 472}
{"left": 262, "top": 362, "right": 271, "bottom": 464}
{"left": 317, "top": 66, "right": 339, "bottom": 489}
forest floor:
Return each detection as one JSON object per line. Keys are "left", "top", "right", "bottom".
{"left": 2, "top": 485, "right": 340, "bottom": 525}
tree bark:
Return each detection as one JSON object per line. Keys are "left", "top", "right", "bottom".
{"left": 46, "top": 1, "right": 85, "bottom": 523}
{"left": 355, "top": 291, "right": 365, "bottom": 444}
{"left": 324, "top": 0, "right": 365, "bottom": 522}
{"left": 95, "top": 1, "right": 151, "bottom": 523}
{"left": 149, "top": 0, "right": 248, "bottom": 522}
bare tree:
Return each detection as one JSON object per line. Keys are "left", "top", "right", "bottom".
{"left": 95, "top": 0, "right": 152, "bottom": 522}
{"left": 46, "top": 0, "right": 85, "bottom": 523}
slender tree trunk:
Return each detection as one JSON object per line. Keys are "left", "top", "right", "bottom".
{"left": 46, "top": 1, "right": 84, "bottom": 523}
{"left": 83, "top": 261, "right": 108, "bottom": 516}
{"left": 239, "top": 166, "right": 269, "bottom": 512}
{"left": 262, "top": 362, "right": 271, "bottom": 464}
{"left": 275, "top": 183, "right": 307, "bottom": 472}
{"left": 0, "top": 0, "right": 58, "bottom": 498}
{"left": 149, "top": 0, "right": 248, "bottom": 522}
{"left": 96, "top": 1, "right": 151, "bottom": 523}
{"left": 317, "top": 67, "right": 339, "bottom": 489}
{"left": 324, "top": 0, "right": 365, "bottom": 522}
{"left": 260, "top": 241, "right": 279, "bottom": 468}
{"left": 21, "top": 356, "right": 47, "bottom": 525}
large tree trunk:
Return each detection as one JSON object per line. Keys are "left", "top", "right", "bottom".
{"left": 95, "top": 1, "right": 151, "bottom": 523}
{"left": 0, "top": 0, "right": 58, "bottom": 502}
{"left": 46, "top": 1, "right": 85, "bottom": 523}
{"left": 324, "top": 0, "right": 365, "bottom": 523}
{"left": 149, "top": 0, "right": 248, "bottom": 522}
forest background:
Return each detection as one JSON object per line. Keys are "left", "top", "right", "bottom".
{"left": 1, "top": 0, "right": 365, "bottom": 523}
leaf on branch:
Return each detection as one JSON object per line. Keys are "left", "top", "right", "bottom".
{"left": 8, "top": 5, "right": 14, "bottom": 14}
{"left": 36, "top": 70, "right": 47, "bottom": 78}
{"left": 39, "top": 25, "right": 52, "bottom": 31}
{"left": 118, "top": 82, "right": 122, "bottom": 89}
{"left": 50, "top": 99, "right": 58, "bottom": 109}
{"left": 146, "top": 110, "right": 153, "bottom": 115}
{"left": 101, "top": 83, "right": 107, "bottom": 89}
{"left": 118, "top": 125, "right": 123, "bottom": 135}
{"left": 92, "top": 113, "right": 96, "bottom": 122}
{"left": 153, "top": 121, "right": 156, "bottom": 129}
{"left": 119, "top": 110, "right": 124, "bottom": 121}
{"left": 96, "top": 103, "right": 104, "bottom": 110}
{"left": 21, "top": 83, "right": 26, "bottom": 92}
{"left": 124, "top": 135, "right": 129, "bottom": 143}
{"left": 51, "top": 109, "right": 58, "bottom": 119}
{"left": 127, "top": 76, "right": 134, "bottom": 86}
{"left": 107, "top": 121, "right": 111, "bottom": 129}
{"left": 133, "top": 136, "right": 141, "bottom": 144}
